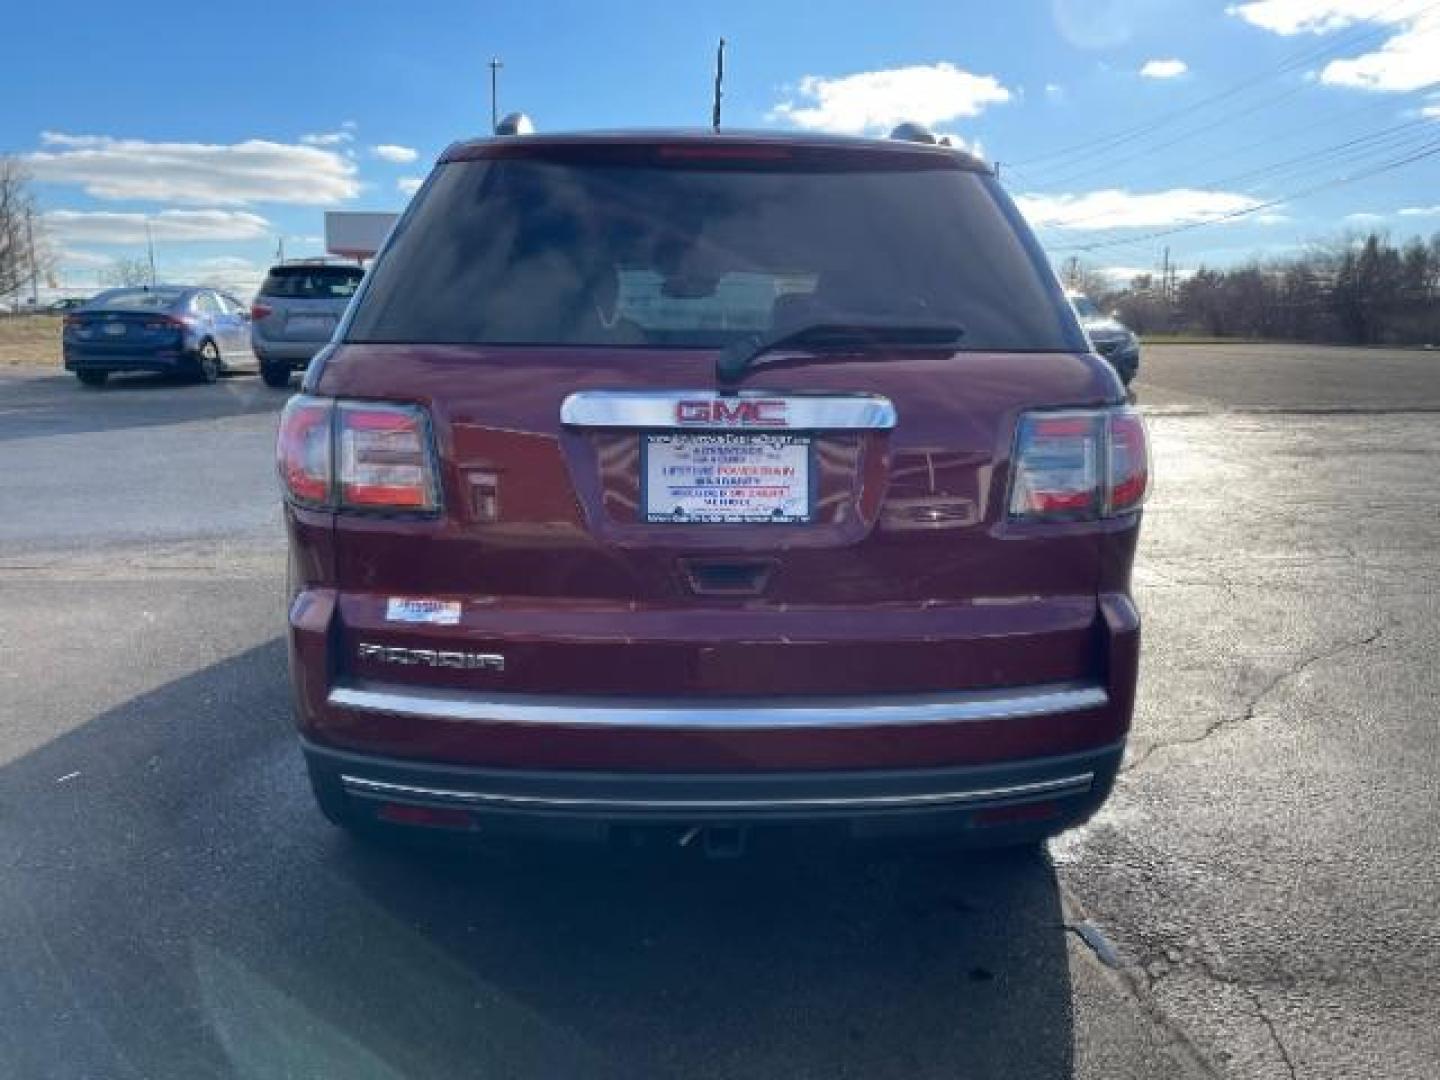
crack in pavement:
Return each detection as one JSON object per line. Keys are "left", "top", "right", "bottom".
{"left": 1244, "top": 984, "right": 1300, "bottom": 1080}
{"left": 1123, "top": 622, "right": 1390, "bottom": 775}
{"left": 1149, "top": 951, "right": 1300, "bottom": 1080}
{"left": 1059, "top": 889, "right": 1227, "bottom": 1078}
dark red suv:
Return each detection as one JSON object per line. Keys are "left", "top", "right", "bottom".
{"left": 277, "top": 129, "right": 1147, "bottom": 850}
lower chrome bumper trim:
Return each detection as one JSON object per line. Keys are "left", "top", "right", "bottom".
{"left": 339, "top": 771, "right": 1095, "bottom": 813}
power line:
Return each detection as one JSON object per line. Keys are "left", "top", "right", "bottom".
{"left": 1013, "top": 0, "right": 1435, "bottom": 173}
{"left": 1089, "top": 80, "right": 1438, "bottom": 194}
{"left": 1034, "top": 116, "right": 1440, "bottom": 242}
{"left": 1048, "top": 137, "right": 1440, "bottom": 254}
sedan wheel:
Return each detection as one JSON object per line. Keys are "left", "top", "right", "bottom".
{"left": 195, "top": 341, "right": 221, "bottom": 384}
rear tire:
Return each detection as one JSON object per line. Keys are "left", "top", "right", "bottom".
{"left": 75, "top": 370, "right": 108, "bottom": 388}
{"left": 194, "top": 340, "right": 221, "bottom": 384}
{"left": 260, "top": 360, "right": 292, "bottom": 389}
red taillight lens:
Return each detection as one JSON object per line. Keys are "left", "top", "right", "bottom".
{"left": 1008, "top": 407, "right": 1148, "bottom": 522}
{"left": 1009, "top": 412, "right": 1104, "bottom": 519}
{"left": 276, "top": 395, "right": 334, "bottom": 507}
{"left": 336, "top": 402, "right": 439, "bottom": 510}
{"left": 1106, "top": 409, "right": 1149, "bottom": 514}
{"left": 251, "top": 303, "right": 273, "bottom": 320}
{"left": 142, "top": 314, "right": 187, "bottom": 330}
{"left": 62, "top": 314, "right": 85, "bottom": 328}
{"left": 277, "top": 397, "right": 440, "bottom": 512}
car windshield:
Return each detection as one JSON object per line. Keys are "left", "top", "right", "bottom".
{"left": 1070, "top": 295, "right": 1102, "bottom": 319}
{"left": 87, "top": 288, "right": 185, "bottom": 311}
{"left": 348, "top": 156, "right": 1076, "bottom": 350}
{"left": 261, "top": 266, "right": 364, "bottom": 299}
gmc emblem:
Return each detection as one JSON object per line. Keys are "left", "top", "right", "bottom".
{"left": 675, "top": 399, "right": 788, "bottom": 427}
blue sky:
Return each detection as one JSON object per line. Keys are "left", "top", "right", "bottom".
{"left": 4, "top": 0, "right": 1437, "bottom": 296}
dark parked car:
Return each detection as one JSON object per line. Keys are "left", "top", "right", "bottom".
{"left": 277, "top": 129, "right": 1148, "bottom": 852}
{"left": 63, "top": 286, "right": 254, "bottom": 387}
{"left": 251, "top": 261, "right": 364, "bottom": 388}
{"left": 1069, "top": 291, "right": 1140, "bottom": 385}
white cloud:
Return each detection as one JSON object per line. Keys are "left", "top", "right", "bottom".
{"left": 1227, "top": 2, "right": 1438, "bottom": 92}
{"left": 1253, "top": 212, "right": 1293, "bottom": 224}
{"left": 371, "top": 144, "right": 419, "bottom": 164}
{"left": 768, "top": 63, "right": 1011, "bottom": 134}
{"left": 1398, "top": 204, "right": 1440, "bottom": 216}
{"left": 28, "top": 133, "right": 359, "bottom": 205}
{"left": 397, "top": 176, "right": 424, "bottom": 196}
{"left": 1015, "top": 188, "right": 1264, "bottom": 230}
{"left": 1044, "top": 83, "right": 1067, "bottom": 104}
{"left": 1140, "top": 58, "right": 1189, "bottom": 78}
{"left": 44, "top": 209, "right": 272, "bottom": 244}
{"left": 1099, "top": 265, "right": 1147, "bottom": 284}
{"left": 1424, "top": 103, "right": 1440, "bottom": 118}
{"left": 301, "top": 130, "right": 353, "bottom": 147}
{"left": 190, "top": 255, "right": 257, "bottom": 272}
{"left": 1344, "top": 210, "right": 1387, "bottom": 223}
{"left": 55, "top": 248, "right": 113, "bottom": 270}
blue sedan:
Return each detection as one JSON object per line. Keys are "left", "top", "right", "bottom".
{"left": 62, "top": 286, "right": 256, "bottom": 387}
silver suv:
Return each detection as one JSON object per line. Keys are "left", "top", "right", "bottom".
{"left": 251, "top": 261, "right": 365, "bottom": 388}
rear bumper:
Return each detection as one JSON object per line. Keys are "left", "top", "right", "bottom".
{"left": 64, "top": 347, "right": 189, "bottom": 373}
{"left": 253, "top": 339, "right": 324, "bottom": 364}
{"left": 304, "top": 737, "right": 1123, "bottom": 843}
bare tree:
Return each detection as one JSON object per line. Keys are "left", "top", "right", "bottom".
{"left": 1058, "top": 256, "right": 1112, "bottom": 299}
{"left": 99, "top": 256, "right": 155, "bottom": 288}
{"left": 0, "top": 156, "right": 43, "bottom": 302}
{"left": 1101, "top": 230, "right": 1440, "bottom": 345}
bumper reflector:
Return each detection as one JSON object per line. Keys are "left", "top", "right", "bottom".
{"left": 374, "top": 802, "right": 475, "bottom": 829}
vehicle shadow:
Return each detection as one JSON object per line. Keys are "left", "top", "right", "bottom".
{"left": 0, "top": 367, "right": 287, "bottom": 444}
{"left": 0, "top": 641, "right": 1077, "bottom": 1079}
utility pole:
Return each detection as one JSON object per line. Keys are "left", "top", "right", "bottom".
{"left": 276, "top": 236, "right": 285, "bottom": 264}
{"left": 1160, "top": 246, "right": 1171, "bottom": 303}
{"left": 1064, "top": 256, "right": 1080, "bottom": 289}
{"left": 712, "top": 39, "right": 725, "bottom": 132}
{"left": 489, "top": 58, "right": 503, "bottom": 134}
{"left": 144, "top": 217, "right": 157, "bottom": 286}
{"left": 25, "top": 208, "right": 38, "bottom": 305}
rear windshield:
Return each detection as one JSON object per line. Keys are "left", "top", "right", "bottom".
{"left": 88, "top": 288, "right": 185, "bottom": 311}
{"left": 347, "top": 156, "right": 1079, "bottom": 350}
{"left": 261, "top": 265, "right": 364, "bottom": 300}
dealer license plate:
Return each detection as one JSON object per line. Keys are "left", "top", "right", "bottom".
{"left": 643, "top": 433, "right": 812, "bottom": 524}
{"left": 286, "top": 315, "right": 334, "bottom": 336}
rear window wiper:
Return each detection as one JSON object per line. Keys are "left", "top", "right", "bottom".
{"left": 716, "top": 320, "right": 965, "bottom": 384}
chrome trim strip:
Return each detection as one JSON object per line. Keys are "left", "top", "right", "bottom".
{"left": 339, "top": 772, "right": 1095, "bottom": 812}
{"left": 560, "top": 390, "right": 897, "bottom": 430}
{"left": 327, "top": 682, "right": 1108, "bottom": 729}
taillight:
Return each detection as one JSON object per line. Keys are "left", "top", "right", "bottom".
{"left": 143, "top": 314, "right": 188, "bottom": 331}
{"left": 62, "top": 314, "right": 85, "bottom": 328}
{"left": 276, "top": 395, "right": 333, "bottom": 507}
{"left": 275, "top": 395, "right": 440, "bottom": 512}
{"left": 1008, "top": 407, "right": 1148, "bottom": 522}
{"left": 251, "top": 303, "right": 273, "bottom": 320}
{"left": 1105, "top": 409, "right": 1149, "bottom": 514}
{"left": 336, "top": 402, "right": 439, "bottom": 510}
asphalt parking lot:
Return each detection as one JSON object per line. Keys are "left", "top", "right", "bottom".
{"left": 1, "top": 343, "right": 1436, "bottom": 1079}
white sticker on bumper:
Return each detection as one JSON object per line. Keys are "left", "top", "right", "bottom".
{"left": 385, "top": 598, "right": 461, "bottom": 625}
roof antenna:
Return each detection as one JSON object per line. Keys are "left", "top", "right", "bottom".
{"left": 711, "top": 38, "right": 725, "bottom": 132}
